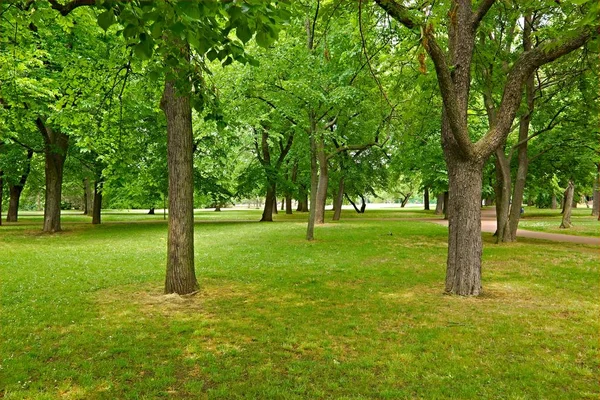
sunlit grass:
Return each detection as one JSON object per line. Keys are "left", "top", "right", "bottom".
{"left": 0, "top": 213, "right": 598, "bottom": 399}
{"left": 519, "top": 207, "right": 600, "bottom": 237}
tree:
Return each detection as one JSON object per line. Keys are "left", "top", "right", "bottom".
{"left": 375, "top": 0, "right": 598, "bottom": 295}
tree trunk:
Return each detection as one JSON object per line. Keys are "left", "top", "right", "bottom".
{"left": 148, "top": 207, "right": 155, "bottom": 214}
{"left": 281, "top": 198, "right": 284, "bottom": 211}
{"left": 400, "top": 193, "right": 412, "bottom": 208}
{"left": 592, "top": 164, "right": 599, "bottom": 217}
{"left": 435, "top": 193, "right": 444, "bottom": 215}
{"left": 7, "top": 185, "right": 23, "bottom": 223}
{"left": 493, "top": 150, "right": 511, "bottom": 242}
{"left": 261, "top": 183, "right": 276, "bottom": 222}
{"left": 272, "top": 194, "right": 278, "bottom": 215}
{"left": 359, "top": 194, "right": 366, "bottom": 213}
{"left": 332, "top": 175, "right": 344, "bottom": 221}
{"left": 92, "top": 180, "right": 102, "bottom": 225}
{"left": 423, "top": 187, "right": 430, "bottom": 210}
{"left": 551, "top": 194, "right": 558, "bottom": 210}
{"left": 443, "top": 191, "right": 449, "bottom": 220}
{"left": 84, "top": 177, "right": 93, "bottom": 216}
{"left": 7, "top": 149, "right": 33, "bottom": 223}
{"left": 445, "top": 159, "right": 484, "bottom": 296}
{"left": 285, "top": 195, "right": 292, "bottom": 215}
{"left": 560, "top": 181, "right": 574, "bottom": 229}
{"left": 37, "top": 118, "right": 68, "bottom": 233}
{"left": 160, "top": 76, "right": 198, "bottom": 295}
{"left": 306, "top": 115, "right": 318, "bottom": 240}
{"left": 315, "top": 136, "right": 328, "bottom": 224}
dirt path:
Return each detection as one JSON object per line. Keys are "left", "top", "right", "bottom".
{"left": 427, "top": 209, "right": 599, "bottom": 246}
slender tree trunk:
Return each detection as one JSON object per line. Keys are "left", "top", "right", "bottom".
{"left": 445, "top": 159, "right": 484, "bottom": 296}
{"left": 306, "top": 116, "right": 318, "bottom": 240}
{"left": 272, "top": 194, "right": 278, "bottom": 214}
{"left": 400, "top": 193, "right": 412, "bottom": 208}
{"left": 7, "top": 149, "right": 33, "bottom": 223}
{"left": 333, "top": 175, "right": 344, "bottom": 221}
{"left": 435, "top": 193, "right": 444, "bottom": 215}
{"left": 560, "top": 181, "right": 574, "bottom": 228}
{"left": 280, "top": 198, "right": 284, "bottom": 211}
{"left": 285, "top": 195, "right": 292, "bottom": 214}
{"left": 359, "top": 194, "right": 366, "bottom": 213}
{"left": 494, "top": 150, "right": 511, "bottom": 242}
{"left": 315, "top": 136, "right": 328, "bottom": 224}
{"left": 261, "top": 183, "right": 276, "bottom": 222}
{"left": 424, "top": 187, "right": 430, "bottom": 210}
{"left": 443, "top": 191, "right": 449, "bottom": 220}
{"left": 84, "top": 177, "right": 93, "bottom": 216}
{"left": 92, "top": 180, "right": 102, "bottom": 225}
{"left": 551, "top": 194, "right": 558, "bottom": 209}
{"left": 37, "top": 118, "right": 68, "bottom": 233}
{"left": 592, "top": 164, "right": 599, "bottom": 216}
{"left": 160, "top": 76, "right": 198, "bottom": 295}
{"left": 345, "top": 194, "right": 361, "bottom": 213}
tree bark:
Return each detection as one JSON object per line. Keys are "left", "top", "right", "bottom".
{"left": 443, "top": 191, "right": 449, "bottom": 220}
{"left": 272, "top": 194, "right": 278, "bottom": 214}
{"left": 160, "top": 76, "right": 198, "bottom": 295}
{"left": 83, "top": 178, "right": 93, "bottom": 215}
{"left": 285, "top": 195, "right": 292, "bottom": 215}
{"left": 92, "top": 179, "right": 102, "bottom": 225}
{"left": 551, "top": 194, "right": 558, "bottom": 210}
{"left": 261, "top": 183, "right": 276, "bottom": 222}
{"left": 315, "top": 135, "right": 328, "bottom": 224}
{"left": 560, "top": 181, "right": 574, "bottom": 229}
{"left": 7, "top": 149, "right": 33, "bottom": 223}
{"left": 306, "top": 127, "right": 318, "bottom": 240}
{"left": 400, "top": 193, "right": 412, "bottom": 208}
{"left": 423, "top": 187, "right": 430, "bottom": 210}
{"left": 493, "top": 150, "right": 511, "bottom": 242}
{"left": 37, "top": 118, "right": 68, "bottom": 233}
{"left": 435, "top": 193, "right": 444, "bottom": 215}
{"left": 332, "top": 175, "right": 344, "bottom": 221}
{"left": 445, "top": 159, "right": 484, "bottom": 296}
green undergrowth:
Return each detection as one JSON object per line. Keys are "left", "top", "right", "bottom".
{"left": 0, "top": 217, "right": 598, "bottom": 399}
{"left": 519, "top": 207, "right": 600, "bottom": 237}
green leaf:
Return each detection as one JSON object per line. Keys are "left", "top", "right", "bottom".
{"left": 236, "top": 23, "right": 253, "bottom": 44}
{"left": 97, "top": 10, "right": 115, "bottom": 31}
{"left": 178, "top": 1, "right": 201, "bottom": 20}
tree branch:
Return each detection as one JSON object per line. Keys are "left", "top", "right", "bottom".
{"left": 47, "top": 0, "right": 96, "bottom": 16}
{"left": 472, "top": 0, "right": 496, "bottom": 31}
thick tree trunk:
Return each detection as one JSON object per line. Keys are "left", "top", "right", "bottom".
{"left": 445, "top": 159, "right": 484, "bottom": 296}
{"left": 332, "top": 176, "right": 344, "bottom": 221}
{"left": 7, "top": 185, "right": 23, "bottom": 223}
{"left": 435, "top": 193, "right": 444, "bottom": 215}
{"left": 272, "top": 195, "right": 278, "bottom": 215}
{"left": 261, "top": 183, "right": 276, "bottom": 222}
{"left": 36, "top": 119, "right": 68, "bottom": 233}
{"left": 92, "top": 180, "right": 102, "bottom": 225}
{"left": 424, "top": 187, "right": 430, "bottom": 210}
{"left": 560, "top": 181, "right": 574, "bottom": 229}
{"left": 315, "top": 136, "right": 328, "bottom": 225}
{"left": 161, "top": 77, "right": 198, "bottom": 295}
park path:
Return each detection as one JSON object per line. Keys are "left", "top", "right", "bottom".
{"left": 427, "top": 209, "right": 599, "bottom": 246}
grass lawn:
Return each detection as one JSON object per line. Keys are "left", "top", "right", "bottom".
{"left": 0, "top": 210, "right": 598, "bottom": 399}
{"left": 519, "top": 207, "right": 600, "bottom": 237}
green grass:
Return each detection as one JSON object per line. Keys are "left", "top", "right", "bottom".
{"left": 519, "top": 207, "right": 600, "bottom": 237}
{"left": 0, "top": 212, "right": 598, "bottom": 399}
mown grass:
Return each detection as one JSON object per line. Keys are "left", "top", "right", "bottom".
{"left": 0, "top": 212, "right": 598, "bottom": 399}
{"left": 519, "top": 207, "right": 600, "bottom": 237}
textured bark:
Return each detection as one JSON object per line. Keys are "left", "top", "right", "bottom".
{"left": 560, "top": 181, "right": 574, "bottom": 229}
{"left": 315, "top": 135, "right": 328, "bottom": 224}
{"left": 261, "top": 183, "right": 276, "bottom": 222}
{"left": 435, "top": 193, "right": 444, "bottom": 215}
{"left": 272, "top": 195, "right": 278, "bottom": 214}
{"left": 92, "top": 180, "right": 102, "bottom": 225}
{"left": 160, "top": 77, "right": 198, "bottom": 295}
{"left": 423, "top": 187, "right": 430, "bottom": 210}
{"left": 306, "top": 121, "right": 318, "bottom": 241}
{"left": 443, "top": 191, "right": 449, "bottom": 220}
{"left": 37, "top": 118, "right": 68, "bottom": 233}
{"left": 493, "top": 150, "right": 511, "bottom": 242}
{"left": 332, "top": 175, "right": 344, "bottom": 221}
{"left": 285, "top": 195, "right": 292, "bottom": 215}
{"left": 7, "top": 149, "right": 33, "bottom": 223}
{"left": 551, "top": 194, "right": 558, "bottom": 210}
{"left": 445, "top": 159, "right": 484, "bottom": 296}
